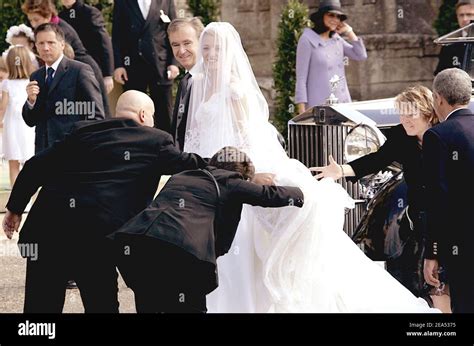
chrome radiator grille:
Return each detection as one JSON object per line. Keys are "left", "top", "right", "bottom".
{"left": 288, "top": 122, "right": 365, "bottom": 237}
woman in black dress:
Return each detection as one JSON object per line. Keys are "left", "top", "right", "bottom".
{"left": 313, "top": 85, "right": 451, "bottom": 312}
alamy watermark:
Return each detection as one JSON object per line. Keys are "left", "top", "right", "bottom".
{"left": 380, "top": 101, "right": 423, "bottom": 118}
{"left": 55, "top": 99, "right": 96, "bottom": 119}
{"left": 0, "top": 242, "right": 38, "bottom": 261}
{"left": 18, "top": 320, "right": 55, "bottom": 340}
{"left": 214, "top": 148, "right": 252, "bottom": 163}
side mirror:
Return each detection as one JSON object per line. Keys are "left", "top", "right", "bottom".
{"left": 343, "top": 124, "right": 381, "bottom": 163}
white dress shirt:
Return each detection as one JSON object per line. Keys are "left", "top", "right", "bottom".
{"left": 45, "top": 54, "right": 64, "bottom": 81}
{"left": 137, "top": 0, "right": 152, "bottom": 19}
{"left": 27, "top": 54, "right": 64, "bottom": 108}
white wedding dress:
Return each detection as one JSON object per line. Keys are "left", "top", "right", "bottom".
{"left": 184, "top": 23, "right": 439, "bottom": 313}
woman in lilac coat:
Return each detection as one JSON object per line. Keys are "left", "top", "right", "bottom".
{"left": 296, "top": 0, "right": 367, "bottom": 113}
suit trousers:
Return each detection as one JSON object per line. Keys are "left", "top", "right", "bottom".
{"left": 115, "top": 235, "right": 208, "bottom": 313}
{"left": 124, "top": 60, "right": 173, "bottom": 133}
{"left": 445, "top": 258, "right": 474, "bottom": 313}
{"left": 23, "top": 238, "right": 119, "bottom": 313}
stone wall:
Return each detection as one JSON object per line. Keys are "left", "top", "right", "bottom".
{"left": 174, "top": 0, "right": 445, "bottom": 115}
{"left": 337, "top": 0, "right": 442, "bottom": 100}
{"left": 353, "top": 33, "right": 439, "bottom": 101}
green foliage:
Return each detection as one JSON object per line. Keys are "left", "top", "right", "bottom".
{"left": 272, "top": 0, "right": 310, "bottom": 138}
{"left": 0, "top": 0, "right": 28, "bottom": 54}
{"left": 187, "top": 0, "right": 220, "bottom": 26}
{"left": 434, "top": 0, "right": 458, "bottom": 36}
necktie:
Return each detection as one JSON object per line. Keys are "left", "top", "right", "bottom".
{"left": 178, "top": 74, "right": 191, "bottom": 112}
{"left": 180, "top": 73, "right": 191, "bottom": 94}
{"left": 174, "top": 74, "right": 191, "bottom": 130}
{"left": 45, "top": 67, "right": 55, "bottom": 90}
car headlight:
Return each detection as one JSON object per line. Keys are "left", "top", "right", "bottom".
{"left": 344, "top": 124, "right": 381, "bottom": 163}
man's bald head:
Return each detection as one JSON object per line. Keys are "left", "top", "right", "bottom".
{"left": 115, "top": 90, "right": 155, "bottom": 127}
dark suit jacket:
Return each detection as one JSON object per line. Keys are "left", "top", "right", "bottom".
{"left": 348, "top": 124, "right": 425, "bottom": 213}
{"left": 422, "top": 108, "right": 474, "bottom": 261}
{"left": 22, "top": 57, "right": 105, "bottom": 153}
{"left": 59, "top": 0, "right": 114, "bottom": 77}
{"left": 111, "top": 167, "right": 304, "bottom": 293}
{"left": 434, "top": 43, "right": 467, "bottom": 76}
{"left": 171, "top": 73, "right": 192, "bottom": 150}
{"left": 58, "top": 18, "right": 104, "bottom": 79}
{"left": 112, "top": 0, "right": 177, "bottom": 85}
{"left": 57, "top": 18, "right": 110, "bottom": 117}
{"left": 7, "top": 118, "right": 207, "bottom": 247}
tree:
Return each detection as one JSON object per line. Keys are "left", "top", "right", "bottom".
{"left": 187, "top": 0, "right": 221, "bottom": 26}
{"left": 272, "top": 0, "right": 310, "bottom": 139}
{"left": 434, "top": 0, "right": 458, "bottom": 36}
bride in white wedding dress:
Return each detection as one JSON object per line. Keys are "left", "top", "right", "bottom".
{"left": 184, "top": 22, "right": 439, "bottom": 313}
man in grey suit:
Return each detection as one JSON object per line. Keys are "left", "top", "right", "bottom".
{"left": 23, "top": 23, "right": 104, "bottom": 153}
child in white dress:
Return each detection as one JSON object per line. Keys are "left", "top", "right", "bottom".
{"left": 0, "top": 46, "right": 35, "bottom": 187}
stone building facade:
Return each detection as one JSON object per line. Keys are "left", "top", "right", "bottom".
{"left": 177, "top": 0, "right": 444, "bottom": 113}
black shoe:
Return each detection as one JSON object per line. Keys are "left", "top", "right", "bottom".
{"left": 66, "top": 280, "right": 78, "bottom": 289}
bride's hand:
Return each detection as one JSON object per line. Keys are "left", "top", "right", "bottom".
{"left": 310, "top": 155, "right": 343, "bottom": 180}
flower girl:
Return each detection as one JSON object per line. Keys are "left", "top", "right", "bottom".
{"left": 0, "top": 46, "right": 35, "bottom": 186}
